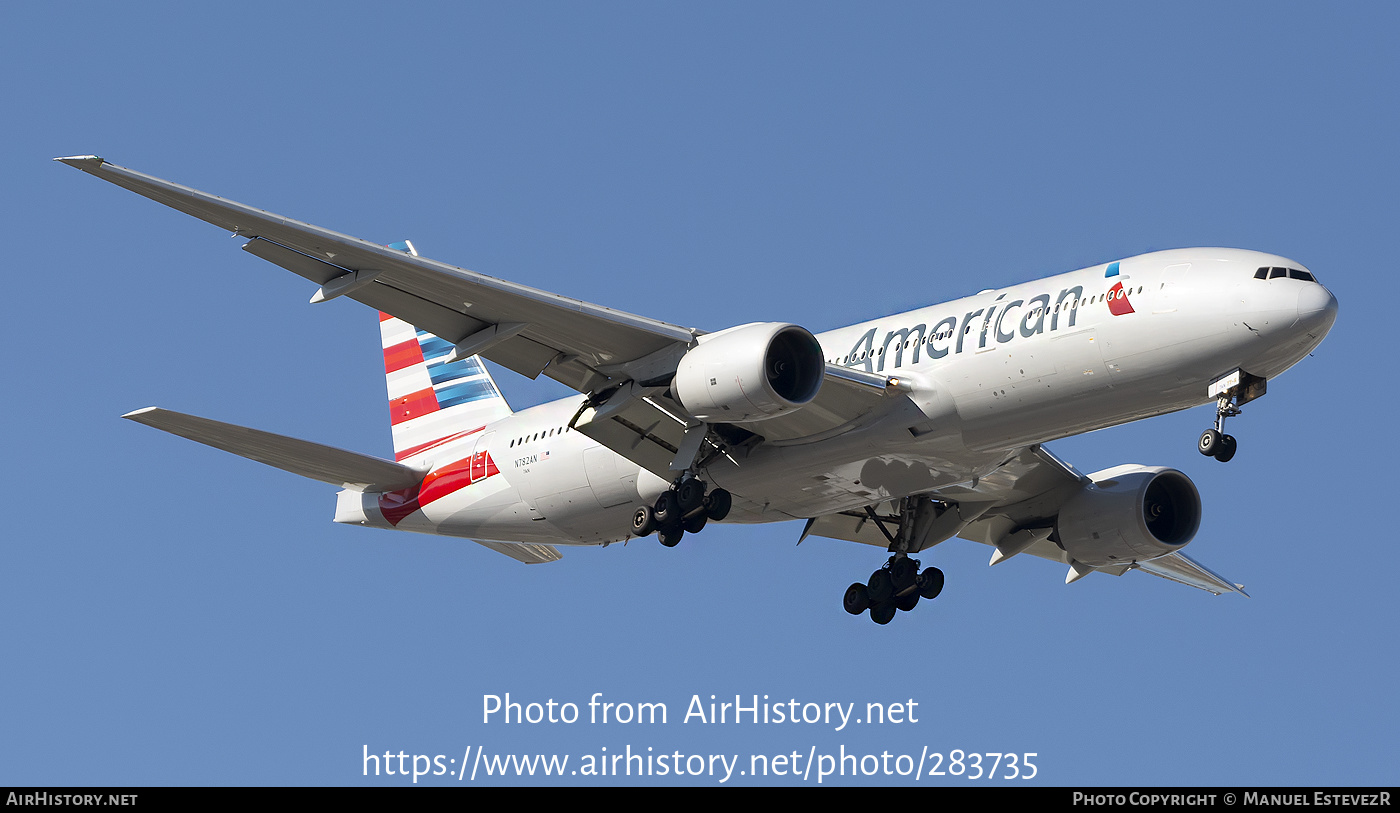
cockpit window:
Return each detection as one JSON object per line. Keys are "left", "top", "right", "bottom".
{"left": 1255, "top": 266, "right": 1319, "bottom": 283}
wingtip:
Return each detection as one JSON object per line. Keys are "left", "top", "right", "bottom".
{"left": 121, "top": 406, "right": 160, "bottom": 420}
{"left": 54, "top": 154, "right": 105, "bottom": 170}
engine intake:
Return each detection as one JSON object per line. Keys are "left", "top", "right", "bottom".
{"left": 1055, "top": 466, "right": 1202, "bottom": 567}
{"left": 673, "top": 323, "right": 825, "bottom": 423}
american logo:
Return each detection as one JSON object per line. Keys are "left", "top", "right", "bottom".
{"left": 1105, "top": 261, "right": 1135, "bottom": 316}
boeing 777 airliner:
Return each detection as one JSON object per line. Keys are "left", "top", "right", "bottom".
{"left": 57, "top": 156, "right": 1338, "bottom": 624}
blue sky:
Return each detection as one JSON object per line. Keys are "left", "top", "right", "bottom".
{"left": 3, "top": 2, "right": 1395, "bottom": 786}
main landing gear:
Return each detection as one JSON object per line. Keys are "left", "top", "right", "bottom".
{"left": 842, "top": 495, "right": 958, "bottom": 625}
{"left": 843, "top": 554, "right": 944, "bottom": 626}
{"left": 629, "top": 477, "right": 732, "bottom": 547}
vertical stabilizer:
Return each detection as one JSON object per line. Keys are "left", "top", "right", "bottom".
{"left": 379, "top": 311, "right": 513, "bottom": 464}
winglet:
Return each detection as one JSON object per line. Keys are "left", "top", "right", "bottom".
{"left": 54, "top": 155, "right": 105, "bottom": 170}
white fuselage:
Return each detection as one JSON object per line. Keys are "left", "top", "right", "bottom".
{"left": 336, "top": 248, "right": 1337, "bottom": 545}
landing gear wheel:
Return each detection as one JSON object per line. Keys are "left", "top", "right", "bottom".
{"left": 631, "top": 506, "right": 656, "bottom": 537}
{"left": 657, "top": 526, "right": 684, "bottom": 548}
{"left": 890, "top": 557, "right": 918, "bottom": 592}
{"left": 843, "top": 583, "right": 870, "bottom": 615}
{"left": 683, "top": 512, "right": 708, "bottom": 534}
{"left": 703, "top": 488, "right": 732, "bottom": 521}
{"left": 676, "top": 479, "right": 705, "bottom": 513}
{"left": 917, "top": 566, "right": 945, "bottom": 600}
{"left": 870, "top": 601, "right": 896, "bottom": 625}
{"left": 1214, "top": 434, "right": 1237, "bottom": 463}
{"left": 867, "top": 569, "right": 894, "bottom": 603}
{"left": 895, "top": 592, "right": 920, "bottom": 612}
{"left": 1198, "top": 429, "right": 1223, "bottom": 457}
{"left": 653, "top": 492, "right": 680, "bottom": 525}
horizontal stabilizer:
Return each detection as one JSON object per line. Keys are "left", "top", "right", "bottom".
{"left": 1134, "top": 551, "right": 1249, "bottom": 597}
{"left": 122, "top": 407, "right": 423, "bottom": 492}
{"left": 472, "top": 539, "right": 562, "bottom": 564}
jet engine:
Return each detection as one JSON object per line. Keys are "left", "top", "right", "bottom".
{"left": 673, "top": 323, "right": 825, "bottom": 423}
{"left": 1055, "top": 465, "right": 1201, "bottom": 567}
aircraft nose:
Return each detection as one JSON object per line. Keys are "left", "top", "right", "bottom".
{"left": 1296, "top": 283, "right": 1339, "bottom": 333}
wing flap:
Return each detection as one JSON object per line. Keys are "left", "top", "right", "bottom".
{"left": 804, "top": 509, "right": 896, "bottom": 549}
{"left": 573, "top": 385, "right": 686, "bottom": 478}
{"left": 240, "top": 235, "right": 350, "bottom": 286}
{"left": 123, "top": 407, "right": 423, "bottom": 492}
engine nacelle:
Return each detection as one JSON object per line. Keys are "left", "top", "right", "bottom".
{"left": 1055, "top": 465, "right": 1202, "bottom": 567}
{"left": 673, "top": 323, "right": 825, "bottom": 423}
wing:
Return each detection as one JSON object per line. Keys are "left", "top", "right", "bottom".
{"left": 60, "top": 156, "right": 900, "bottom": 476}
{"left": 57, "top": 155, "right": 693, "bottom": 392}
{"left": 806, "top": 445, "right": 1248, "bottom": 596}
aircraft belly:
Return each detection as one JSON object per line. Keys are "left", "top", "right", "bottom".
{"left": 705, "top": 426, "right": 1000, "bottom": 521}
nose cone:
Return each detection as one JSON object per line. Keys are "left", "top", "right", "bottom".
{"left": 1296, "top": 284, "right": 1339, "bottom": 336}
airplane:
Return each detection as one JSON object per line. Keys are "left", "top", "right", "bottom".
{"left": 56, "top": 155, "right": 1339, "bottom": 625}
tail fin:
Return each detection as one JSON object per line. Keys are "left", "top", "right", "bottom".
{"left": 379, "top": 311, "right": 513, "bottom": 464}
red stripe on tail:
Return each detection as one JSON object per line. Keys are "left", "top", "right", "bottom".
{"left": 383, "top": 338, "right": 425, "bottom": 375}
{"left": 390, "top": 388, "right": 440, "bottom": 425}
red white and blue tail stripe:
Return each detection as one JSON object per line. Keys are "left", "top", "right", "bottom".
{"left": 379, "top": 312, "right": 513, "bottom": 464}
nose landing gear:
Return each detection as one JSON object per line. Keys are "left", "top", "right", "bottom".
{"left": 1198, "top": 423, "right": 1237, "bottom": 463}
{"left": 1199, "top": 370, "right": 1267, "bottom": 463}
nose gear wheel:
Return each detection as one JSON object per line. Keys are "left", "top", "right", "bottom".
{"left": 1198, "top": 371, "right": 1265, "bottom": 463}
